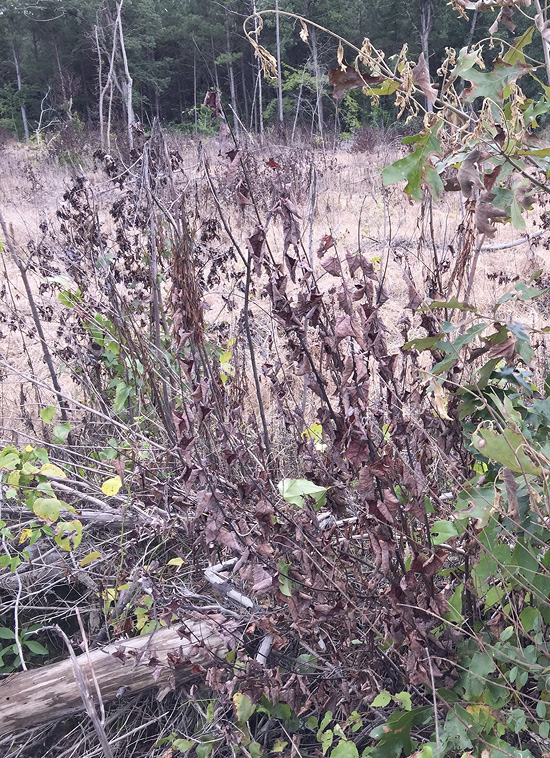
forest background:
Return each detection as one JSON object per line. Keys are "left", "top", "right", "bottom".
{"left": 0, "top": 0, "right": 518, "bottom": 143}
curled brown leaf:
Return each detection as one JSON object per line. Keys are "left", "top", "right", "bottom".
{"left": 328, "top": 61, "right": 384, "bottom": 99}
{"left": 412, "top": 52, "right": 438, "bottom": 104}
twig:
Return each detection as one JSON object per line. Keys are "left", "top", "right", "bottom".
{"left": 481, "top": 229, "right": 544, "bottom": 252}
{"left": 38, "top": 625, "right": 114, "bottom": 758}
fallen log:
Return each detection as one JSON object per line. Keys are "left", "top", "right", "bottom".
{"left": 0, "top": 620, "right": 233, "bottom": 736}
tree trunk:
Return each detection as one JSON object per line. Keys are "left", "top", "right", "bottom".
{"left": 419, "top": 0, "right": 434, "bottom": 113}
{"left": 309, "top": 28, "right": 324, "bottom": 138}
{"left": 12, "top": 39, "right": 29, "bottom": 142}
{"left": 116, "top": 0, "right": 136, "bottom": 150}
{"left": 275, "top": 0, "right": 284, "bottom": 125}
{"left": 193, "top": 52, "right": 198, "bottom": 134}
{"left": 253, "top": 0, "right": 264, "bottom": 141}
{"left": 0, "top": 621, "right": 233, "bottom": 737}
{"left": 226, "top": 23, "right": 240, "bottom": 138}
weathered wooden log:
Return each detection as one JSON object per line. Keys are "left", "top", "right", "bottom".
{"left": 0, "top": 620, "right": 232, "bottom": 736}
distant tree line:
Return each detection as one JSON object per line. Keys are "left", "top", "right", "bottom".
{"left": 0, "top": 0, "right": 537, "bottom": 142}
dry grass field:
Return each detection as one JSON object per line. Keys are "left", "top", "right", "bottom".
{"left": 1, "top": 132, "right": 549, "bottom": 442}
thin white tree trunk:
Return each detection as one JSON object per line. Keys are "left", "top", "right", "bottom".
{"left": 252, "top": 0, "right": 264, "bottom": 141}
{"left": 115, "top": 0, "right": 136, "bottom": 150}
{"left": 275, "top": 0, "right": 284, "bottom": 124}
{"left": 12, "top": 40, "right": 29, "bottom": 142}
{"left": 97, "top": 4, "right": 119, "bottom": 151}
{"left": 419, "top": 0, "right": 434, "bottom": 113}
{"left": 94, "top": 25, "right": 105, "bottom": 148}
{"left": 226, "top": 23, "right": 240, "bottom": 138}
{"left": 292, "top": 65, "right": 306, "bottom": 142}
{"left": 309, "top": 28, "right": 324, "bottom": 138}
{"left": 193, "top": 52, "right": 198, "bottom": 135}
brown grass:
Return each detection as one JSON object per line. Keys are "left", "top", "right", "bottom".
{"left": 1, "top": 134, "right": 549, "bottom": 441}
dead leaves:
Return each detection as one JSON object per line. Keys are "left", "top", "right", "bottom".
{"left": 458, "top": 149, "right": 484, "bottom": 198}
{"left": 475, "top": 191, "right": 508, "bottom": 238}
{"left": 328, "top": 61, "right": 384, "bottom": 99}
{"left": 412, "top": 53, "right": 438, "bottom": 105}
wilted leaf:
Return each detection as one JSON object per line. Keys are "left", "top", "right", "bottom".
{"left": 486, "top": 333, "right": 517, "bottom": 364}
{"left": 412, "top": 52, "right": 438, "bottom": 104}
{"left": 334, "top": 314, "right": 367, "bottom": 349}
{"left": 489, "top": 6, "right": 516, "bottom": 35}
{"left": 402, "top": 266, "right": 422, "bottom": 311}
{"left": 432, "top": 380, "right": 452, "bottom": 420}
{"left": 203, "top": 90, "right": 223, "bottom": 118}
{"left": 317, "top": 234, "right": 336, "bottom": 256}
{"left": 457, "top": 149, "right": 484, "bottom": 197}
{"left": 475, "top": 191, "right": 508, "bottom": 238}
{"left": 502, "top": 467, "right": 519, "bottom": 521}
{"left": 328, "top": 61, "right": 384, "bottom": 99}
{"left": 321, "top": 255, "right": 343, "bottom": 276}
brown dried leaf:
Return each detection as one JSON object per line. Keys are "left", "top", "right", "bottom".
{"left": 475, "top": 191, "right": 508, "bottom": 238}
{"left": 204, "top": 90, "right": 223, "bottom": 118}
{"left": 502, "top": 467, "right": 519, "bottom": 521}
{"left": 358, "top": 467, "right": 376, "bottom": 498}
{"left": 346, "top": 251, "right": 377, "bottom": 280}
{"left": 328, "top": 61, "right": 384, "bottom": 99}
{"left": 317, "top": 234, "right": 336, "bottom": 257}
{"left": 247, "top": 227, "right": 266, "bottom": 277}
{"left": 334, "top": 314, "right": 367, "bottom": 349}
{"left": 412, "top": 52, "right": 438, "bottom": 104}
{"left": 489, "top": 6, "right": 516, "bottom": 34}
{"left": 321, "top": 255, "right": 343, "bottom": 277}
{"left": 402, "top": 266, "right": 422, "bottom": 311}
{"left": 458, "top": 149, "right": 484, "bottom": 197}
{"left": 486, "top": 333, "right": 517, "bottom": 363}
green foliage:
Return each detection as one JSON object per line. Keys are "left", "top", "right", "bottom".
{"left": 0, "top": 621, "right": 48, "bottom": 674}
{"left": 0, "top": 444, "right": 81, "bottom": 552}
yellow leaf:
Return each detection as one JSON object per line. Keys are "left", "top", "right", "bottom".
{"left": 39, "top": 463, "right": 67, "bottom": 478}
{"left": 79, "top": 551, "right": 102, "bottom": 567}
{"left": 433, "top": 380, "right": 452, "bottom": 420}
{"left": 19, "top": 528, "right": 33, "bottom": 544}
{"left": 101, "top": 475, "right": 122, "bottom": 496}
{"left": 167, "top": 557, "right": 185, "bottom": 567}
{"left": 7, "top": 470, "right": 20, "bottom": 486}
{"left": 25, "top": 445, "right": 33, "bottom": 453}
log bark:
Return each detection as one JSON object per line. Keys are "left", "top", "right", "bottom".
{"left": 0, "top": 620, "right": 232, "bottom": 736}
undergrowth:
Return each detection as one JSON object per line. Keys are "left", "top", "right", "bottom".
{"left": 2, "top": 2, "right": 550, "bottom": 757}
